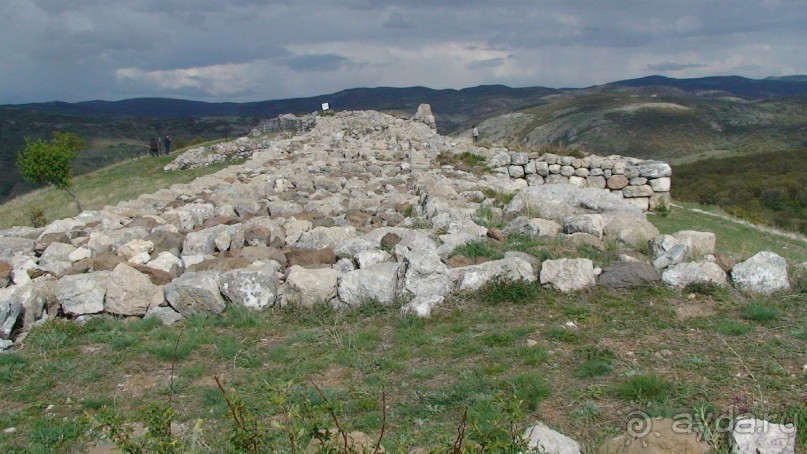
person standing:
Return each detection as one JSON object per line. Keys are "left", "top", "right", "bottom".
{"left": 149, "top": 137, "right": 159, "bottom": 157}
{"left": 472, "top": 126, "right": 480, "bottom": 143}
{"left": 163, "top": 135, "right": 172, "bottom": 155}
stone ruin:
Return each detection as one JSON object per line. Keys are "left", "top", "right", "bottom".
{"left": 0, "top": 106, "right": 793, "bottom": 353}
{"left": 0, "top": 105, "right": 798, "bottom": 452}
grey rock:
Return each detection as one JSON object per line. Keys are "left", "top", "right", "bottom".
{"left": 504, "top": 184, "right": 643, "bottom": 223}
{"left": 281, "top": 265, "right": 339, "bottom": 308}
{"left": 540, "top": 259, "right": 595, "bottom": 292}
{"left": 0, "top": 297, "right": 21, "bottom": 339}
{"left": 56, "top": 272, "right": 110, "bottom": 316}
{"left": 105, "top": 263, "right": 164, "bottom": 316}
{"left": 400, "top": 295, "right": 444, "bottom": 318}
{"left": 730, "top": 417, "right": 796, "bottom": 454}
{"left": 652, "top": 244, "right": 689, "bottom": 269}
{"left": 602, "top": 217, "right": 659, "bottom": 248}
{"left": 338, "top": 262, "right": 401, "bottom": 307}
{"left": 731, "top": 251, "right": 790, "bottom": 294}
{"left": 662, "top": 261, "right": 727, "bottom": 289}
{"left": 522, "top": 422, "right": 581, "bottom": 454}
{"left": 0, "top": 237, "right": 36, "bottom": 262}
{"left": 563, "top": 214, "right": 604, "bottom": 239}
{"left": 39, "top": 242, "right": 77, "bottom": 275}
{"left": 243, "top": 217, "right": 285, "bottom": 247}
{"left": 144, "top": 306, "right": 184, "bottom": 326}
{"left": 452, "top": 256, "right": 535, "bottom": 292}
{"left": 402, "top": 250, "right": 451, "bottom": 298}
{"left": 637, "top": 161, "right": 672, "bottom": 178}
{"left": 219, "top": 262, "right": 280, "bottom": 310}
{"left": 164, "top": 271, "right": 227, "bottom": 317}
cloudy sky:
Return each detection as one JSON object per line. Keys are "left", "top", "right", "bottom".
{"left": 1, "top": 0, "right": 805, "bottom": 104}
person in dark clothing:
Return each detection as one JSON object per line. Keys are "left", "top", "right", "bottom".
{"left": 149, "top": 137, "right": 159, "bottom": 157}
{"left": 163, "top": 135, "right": 172, "bottom": 155}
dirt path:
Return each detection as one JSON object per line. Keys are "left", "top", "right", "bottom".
{"left": 672, "top": 203, "right": 807, "bottom": 244}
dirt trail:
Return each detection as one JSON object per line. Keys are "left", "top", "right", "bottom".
{"left": 672, "top": 203, "right": 807, "bottom": 244}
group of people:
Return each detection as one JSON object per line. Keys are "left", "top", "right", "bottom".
{"left": 149, "top": 135, "right": 172, "bottom": 157}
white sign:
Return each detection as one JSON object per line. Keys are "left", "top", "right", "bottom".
{"left": 321, "top": 102, "right": 330, "bottom": 111}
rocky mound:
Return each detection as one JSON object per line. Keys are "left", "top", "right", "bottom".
{"left": 0, "top": 107, "right": 792, "bottom": 354}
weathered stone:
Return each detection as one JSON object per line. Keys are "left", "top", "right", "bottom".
{"left": 338, "top": 262, "right": 401, "bottom": 307}
{"left": 38, "top": 242, "right": 77, "bottom": 275}
{"left": 402, "top": 250, "right": 452, "bottom": 298}
{"left": 186, "top": 257, "right": 252, "bottom": 273}
{"left": 164, "top": 271, "right": 227, "bottom": 317}
{"left": 116, "top": 239, "right": 154, "bottom": 261}
{"left": 649, "top": 177, "right": 671, "bottom": 192}
{"left": 355, "top": 249, "right": 392, "bottom": 268}
{"left": 599, "top": 262, "right": 661, "bottom": 288}
{"left": 662, "top": 261, "right": 727, "bottom": 289}
{"left": 452, "top": 256, "right": 535, "bottom": 292}
{"left": 672, "top": 230, "right": 715, "bottom": 259}
{"left": 607, "top": 175, "right": 629, "bottom": 189}
{"left": 400, "top": 294, "right": 444, "bottom": 318}
{"left": 281, "top": 265, "right": 339, "bottom": 307}
{"left": 243, "top": 216, "right": 284, "bottom": 247}
{"left": 622, "top": 185, "right": 654, "bottom": 198}
{"left": 219, "top": 263, "right": 280, "bottom": 310}
{"left": 145, "top": 230, "right": 185, "bottom": 256}
{"left": 540, "top": 259, "right": 595, "bottom": 292}
{"left": 56, "top": 272, "right": 109, "bottom": 316}
{"left": 652, "top": 244, "right": 689, "bottom": 269}
{"left": 105, "top": 263, "right": 164, "bottom": 316}
{"left": 637, "top": 161, "right": 672, "bottom": 178}
{"left": 563, "top": 214, "right": 604, "bottom": 239}
{"left": 731, "top": 251, "right": 790, "bottom": 294}
{"left": 0, "top": 297, "right": 21, "bottom": 339}
{"left": 586, "top": 175, "right": 607, "bottom": 189}
{"left": 298, "top": 226, "right": 357, "bottom": 249}
{"left": 505, "top": 184, "right": 643, "bottom": 223}
{"left": 144, "top": 306, "right": 184, "bottom": 326}
{"left": 603, "top": 217, "right": 659, "bottom": 248}
{"left": 730, "top": 417, "right": 796, "bottom": 454}
{"left": 522, "top": 422, "right": 581, "bottom": 454}
{"left": 145, "top": 251, "right": 184, "bottom": 275}
{"left": 0, "top": 237, "right": 35, "bottom": 262}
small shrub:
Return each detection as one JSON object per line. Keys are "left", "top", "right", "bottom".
{"left": 574, "top": 347, "right": 615, "bottom": 378}
{"left": 473, "top": 206, "right": 505, "bottom": 229}
{"left": 615, "top": 374, "right": 672, "bottom": 402}
{"left": 26, "top": 206, "right": 48, "bottom": 227}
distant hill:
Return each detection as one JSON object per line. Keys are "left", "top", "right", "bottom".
{"left": 1, "top": 75, "right": 806, "bottom": 204}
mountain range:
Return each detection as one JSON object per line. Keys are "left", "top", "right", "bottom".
{"left": 1, "top": 74, "right": 806, "bottom": 203}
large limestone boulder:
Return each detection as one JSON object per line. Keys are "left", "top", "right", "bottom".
{"left": 602, "top": 216, "right": 659, "bottom": 248}
{"left": 504, "top": 185, "right": 643, "bottom": 223}
{"left": 298, "top": 226, "right": 357, "bottom": 250}
{"left": 731, "top": 251, "right": 790, "bottom": 294}
{"left": 219, "top": 262, "right": 281, "bottom": 310}
{"left": 672, "top": 230, "right": 715, "bottom": 259}
{"left": 730, "top": 417, "right": 796, "bottom": 454}
{"left": 402, "top": 250, "right": 452, "bottom": 298}
{"left": 503, "top": 217, "right": 562, "bottom": 238}
{"left": 164, "top": 271, "right": 227, "bottom": 317}
{"left": 522, "top": 422, "right": 581, "bottom": 453}
{"left": 452, "top": 256, "right": 535, "bottom": 292}
{"left": 182, "top": 224, "right": 244, "bottom": 257}
{"left": 243, "top": 217, "right": 285, "bottom": 247}
{"left": 39, "top": 242, "right": 77, "bottom": 275}
{"left": 661, "top": 261, "right": 727, "bottom": 289}
{"left": 0, "top": 237, "right": 35, "bottom": 262}
{"left": 281, "top": 265, "right": 339, "bottom": 307}
{"left": 105, "top": 263, "right": 164, "bottom": 316}
{"left": 56, "top": 271, "right": 110, "bottom": 316}
{"left": 540, "top": 259, "right": 595, "bottom": 292}
{"left": 563, "top": 214, "right": 605, "bottom": 239}
{"left": 338, "top": 262, "right": 402, "bottom": 308}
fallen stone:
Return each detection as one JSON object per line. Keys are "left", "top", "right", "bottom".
{"left": 281, "top": 265, "right": 339, "bottom": 308}
{"left": 219, "top": 262, "right": 280, "bottom": 310}
{"left": 144, "top": 306, "right": 184, "bottom": 326}
{"left": 56, "top": 272, "right": 110, "bottom": 316}
{"left": 730, "top": 417, "right": 796, "bottom": 454}
{"left": 105, "top": 263, "right": 164, "bottom": 316}
{"left": 661, "top": 261, "right": 727, "bottom": 289}
{"left": 452, "top": 256, "right": 535, "bottom": 292}
{"left": 598, "top": 262, "right": 661, "bottom": 288}
{"left": 522, "top": 422, "right": 581, "bottom": 454}
{"left": 540, "top": 259, "right": 595, "bottom": 292}
{"left": 338, "top": 262, "right": 401, "bottom": 308}
{"left": 731, "top": 251, "right": 790, "bottom": 294}
{"left": 164, "top": 271, "right": 227, "bottom": 317}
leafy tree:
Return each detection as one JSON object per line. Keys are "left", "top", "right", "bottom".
{"left": 16, "top": 131, "right": 85, "bottom": 213}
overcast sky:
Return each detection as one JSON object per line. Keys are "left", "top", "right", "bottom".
{"left": 1, "top": 0, "right": 805, "bottom": 104}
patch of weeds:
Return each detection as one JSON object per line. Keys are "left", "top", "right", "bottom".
{"left": 285, "top": 301, "right": 338, "bottom": 327}
{"left": 437, "top": 151, "right": 488, "bottom": 168}
{"left": 481, "top": 188, "right": 515, "bottom": 206}
{"left": 503, "top": 233, "right": 550, "bottom": 258}
{"left": 563, "top": 305, "right": 591, "bottom": 321}
{"left": 473, "top": 206, "right": 505, "bottom": 229}
{"left": 571, "top": 401, "right": 602, "bottom": 423}
{"left": 544, "top": 326, "right": 581, "bottom": 343}
{"left": 614, "top": 374, "right": 673, "bottom": 403}
{"left": 81, "top": 396, "right": 114, "bottom": 410}
{"left": 26, "top": 319, "right": 85, "bottom": 351}
{"left": 684, "top": 282, "right": 731, "bottom": 301}
{"left": 0, "top": 352, "right": 29, "bottom": 383}
{"left": 348, "top": 299, "right": 389, "bottom": 321}
{"left": 740, "top": 303, "right": 779, "bottom": 322}
{"left": 717, "top": 320, "right": 752, "bottom": 336}
{"left": 515, "top": 345, "right": 549, "bottom": 367}
{"left": 452, "top": 239, "right": 503, "bottom": 261}
{"left": 501, "top": 373, "right": 551, "bottom": 411}
{"left": 212, "top": 305, "right": 261, "bottom": 328}
{"left": 29, "top": 416, "right": 87, "bottom": 451}
{"left": 574, "top": 347, "right": 615, "bottom": 378}
{"left": 479, "top": 326, "right": 535, "bottom": 348}
{"left": 792, "top": 328, "right": 807, "bottom": 341}
{"left": 476, "top": 279, "right": 542, "bottom": 305}
{"left": 180, "top": 364, "right": 208, "bottom": 379}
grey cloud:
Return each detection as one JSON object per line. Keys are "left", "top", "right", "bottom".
{"left": 647, "top": 62, "right": 707, "bottom": 72}
{"left": 382, "top": 12, "right": 413, "bottom": 29}
{"left": 468, "top": 57, "right": 507, "bottom": 69}
{"left": 284, "top": 54, "right": 356, "bottom": 72}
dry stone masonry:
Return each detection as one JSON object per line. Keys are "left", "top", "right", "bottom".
{"left": 0, "top": 106, "right": 795, "bottom": 358}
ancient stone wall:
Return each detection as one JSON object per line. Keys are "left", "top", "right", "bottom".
{"left": 489, "top": 151, "right": 672, "bottom": 211}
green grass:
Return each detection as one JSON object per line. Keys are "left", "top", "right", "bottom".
{"left": 649, "top": 201, "right": 807, "bottom": 263}
{"left": 614, "top": 374, "right": 673, "bottom": 403}
{"left": 0, "top": 153, "right": 245, "bottom": 229}
{"left": 740, "top": 303, "right": 780, "bottom": 322}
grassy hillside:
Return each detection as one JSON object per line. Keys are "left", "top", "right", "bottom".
{"left": 672, "top": 149, "right": 807, "bottom": 234}
{"left": 479, "top": 92, "right": 807, "bottom": 164}
{"left": 0, "top": 152, "right": 241, "bottom": 230}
